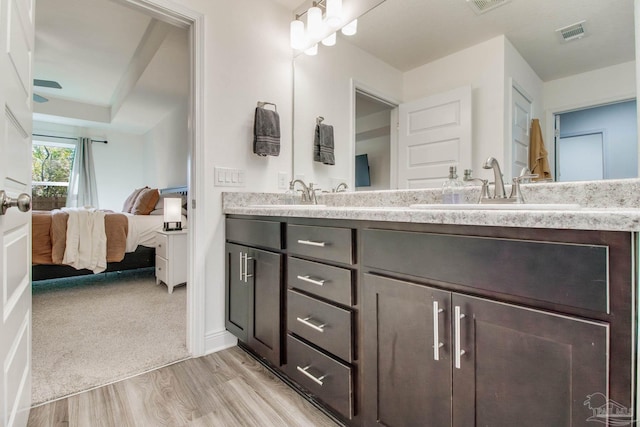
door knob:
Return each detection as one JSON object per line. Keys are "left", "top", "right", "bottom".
{"left": 0, "top": 191, "right": 31, "bottom": 215}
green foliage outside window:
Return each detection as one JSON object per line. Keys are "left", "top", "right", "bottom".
{"left": 32, "top": 144, "right": 75, "bottom": 198}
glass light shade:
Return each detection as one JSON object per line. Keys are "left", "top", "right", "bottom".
{"left": 290, "top": 20, "right": 305, "bottom": 50}
{"left": 325, "top": 0, "right": 343, "bottom": 28}
{"left": 304, "top": 43, "right": 318, "bottom": 56}
{"left": 341, "top": 19, "right": 358, "bottom": 36}
{"left": 163, "top": 197, "right": 182, "bottom": 231}
{"left": 322, "top": 32, "right": 336, "bottom": 46}
{"left": 307, "top": 6, "right": 323, "bottom": 39}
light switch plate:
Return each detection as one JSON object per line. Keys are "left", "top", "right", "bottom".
{"left": 278, "top": 172, "right": 288, "bottom": 189}
{"left": 214, "top": 167, "right": 245, "bottom": 187}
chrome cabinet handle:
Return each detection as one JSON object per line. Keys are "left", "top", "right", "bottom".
{"left": 296, "top": 316, "right": 326, "bottom": 332}
{"left": 454, "top": 305, "right": 466, "bottom": 369}
{"left": 296, "top": 275, "right": 326, "bottom": 286}
{"left": 0, "top": 191, "right": 31, "bottom": 215}
{"left": 297, "top": 239, "right": 326, "bottom": 247}
{"left": 296, "top": 365, "right": 326, "bottom": 386}
{"left": 243, "top": 253, "right": 253, "bottom": 282}
{"left": 433, "top": 301, "right": 444, "bottom": 361}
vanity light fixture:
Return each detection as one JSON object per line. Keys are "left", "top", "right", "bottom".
{"left": 290, "top": 0, "right": 355, "bottom": 56}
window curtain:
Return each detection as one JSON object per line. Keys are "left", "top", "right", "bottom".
{"left": 66, "top": 137, "right": 99, "bottom": 208}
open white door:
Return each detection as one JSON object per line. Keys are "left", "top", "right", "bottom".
{"left": 398, "top": 86, "right": 471, "bottom": 188}
{"left": 1, "top": 0, "right": 35, "bottom": 425}
{"left": 511, "top": 85, "right": 532, "bottom": 178}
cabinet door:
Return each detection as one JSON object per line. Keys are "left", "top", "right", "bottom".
{"left": 225, "top": 243, "right": 249, "bottom": 342}
{"left": 362, "top": 274, "right": 452, "bottom": 427}
{"left": 452, "top": 294, "right": 609, "bottom": 427}
{"left": 248, "top": 248, "right": 283, "bottom": 367}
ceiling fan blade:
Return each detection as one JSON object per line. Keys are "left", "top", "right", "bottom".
{"left": 33, "top": 93, "right": 49, "bottom": 103}
{"left": 33, "top": 79, "right": 62, "bottom": 89}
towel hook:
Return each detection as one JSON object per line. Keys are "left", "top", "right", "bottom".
{"left": 316, "top": 116, "right": 325, "bottom": 125}
{"left": 257, "top": 101, "right": 277, "bottom": 112}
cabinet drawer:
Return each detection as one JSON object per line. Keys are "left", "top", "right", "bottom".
{"left": 155, "top": 255, "right": 167, "bottom": 283}
{"left": 288, "top": 290, "right": 353, "bottom": 362}
{"left": 363, "top": 229, "right": 609, "bottom": 313}
{"left": 226, "top": 218, "right": 282, "bottom": 250}
{"left": 287, "top": 224, "right": 354, "bottom": 265}
{"left": 288, "top": 257, "right": 353, "bottom": 306}
{"left": 156, "top": 233, "right": 168, "bottom": 259}
{"left": 286, "top": 334, "right": 353, "bottom": 420}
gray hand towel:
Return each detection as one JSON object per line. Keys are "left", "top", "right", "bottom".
{"left": 313, "top": 123, "right": 335, "bottom": 165}
{"left": 253, "top": 107, "right": 280, "bottom": 156}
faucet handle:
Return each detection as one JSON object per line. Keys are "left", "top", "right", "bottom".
{"left": 510, "top": 174, "right": 538, "bottom": 203}
{"left": 513, "top": 173, "right": 538, "bottom": 184}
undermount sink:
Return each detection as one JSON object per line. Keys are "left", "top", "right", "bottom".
{"left": 409, "top": 203, "right": 581, "bottom": 210}
{"left": 248, "top": 204, "right": 326, "bottom": 208}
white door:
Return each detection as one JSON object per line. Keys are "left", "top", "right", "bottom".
{"left": 558, "top": 133, "right": 604, "bottom": 182}
{"left": 511, "top": 85, "right": 532, "bottom": 178}
{"left": 398, "top": 86, "right": 471, "bottom": 188}
{"left": 1, "top": 0, "right": 35, "bottom": 425}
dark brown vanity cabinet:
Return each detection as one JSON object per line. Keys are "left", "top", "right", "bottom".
{"left": 284, "top": 223, "right": 357, "bottom": 421}
{"left": 363, "top": 273, "right": 608, "bottom": 427}
{"left": 225, "top": 219, "right": 283, "bottom": 367}
{"left": 361, "top": 228, "right": 630, "bottom": 427}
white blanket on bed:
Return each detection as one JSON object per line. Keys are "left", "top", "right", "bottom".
{"left": 61, "top": 207, "right": 107, "bottom": 273}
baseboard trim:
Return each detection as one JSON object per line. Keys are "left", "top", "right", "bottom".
{"left": 205, "top": 330, "right": 237, "bottom": 354}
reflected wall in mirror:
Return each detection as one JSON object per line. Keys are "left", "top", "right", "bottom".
{"left": 293, "top": 0, "right": 637, "bottom": 190}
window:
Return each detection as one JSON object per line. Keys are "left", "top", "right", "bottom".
{"left": 32, "top": 139, "right": 75, "bottom": 210}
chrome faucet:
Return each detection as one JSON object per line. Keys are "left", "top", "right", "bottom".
{"left": 482, "top": 157, "right": 506, "bottom": 199}
{"left": 333, "top": 182, "right": 348, "bottom": 193}
{"left": 477, "top": 158, "right": 538, "bottom": 204}
{"left": 289, "top": 179, "right": 318, "bottom": 204}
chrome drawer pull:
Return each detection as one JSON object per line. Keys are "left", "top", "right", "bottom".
{"left": 296, "top": 316, "right": 326, "bottom": 332}
{"left": 243, "top": 253, "right": 253, "bottom": 282}
{"left": 433, "top": 301, "right": 444, "bottom": 361}
{"left": 454, "top": 305, "right": 466, "bottom": 369}
{"left": 297, "top": 239, "right": 326, "bottom": 247}
{"left": 296, "top": 365, "right": 326, "bottom": 386}
{"left": 297, "top": 275, "right": 326, "bottom": 286}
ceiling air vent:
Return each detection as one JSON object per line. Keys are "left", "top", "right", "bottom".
{"left": 466, "top": 0, "right": 512, "bottom": 15}
{"left": 556, "top": 20, "right": 587, "bottom": 42}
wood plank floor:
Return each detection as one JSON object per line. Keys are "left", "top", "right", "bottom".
{"left": 28, "top": 346, "right": 340, "bottom": 427}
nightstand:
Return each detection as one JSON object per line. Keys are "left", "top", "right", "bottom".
{"left": 155, "top": 229, "right": 188, "bottom": 293}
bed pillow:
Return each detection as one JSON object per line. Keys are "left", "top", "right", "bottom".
{"left": 122, "top": 187, "right": 148, "bottom": 213}
{"left": 131, "top": 188, "right": 160, "bottom": 215}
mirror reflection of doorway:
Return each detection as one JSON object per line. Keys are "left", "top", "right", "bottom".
{"left": 355, "top": 90, "right": 397, "bottom": 191}
{"left": 554, "top": 100, "right": 637, "bottom": 182}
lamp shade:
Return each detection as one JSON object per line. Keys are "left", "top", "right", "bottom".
{"left": 325, "top": 0, "right": 343, "bottom": 28}
{"left": 307, "top": 6, "right": 323, "bottom": 39}
{"left": 304, "top": 43, "right": 318, "bottom": 56}
{"left": 341, "top": 19, "right": 358, "bottom": 36}
{"left": 322, "top": 32, "right": 336, "bottom": 47}
{"left": 164, "top": 198, "right": 182, "bottom": 223}
{"left": 290, "top": 20, "right": 305, "bottom": 50}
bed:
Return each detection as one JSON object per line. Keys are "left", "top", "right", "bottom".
{"left": 32, "top": 186, "right": 187, "bottom": 281}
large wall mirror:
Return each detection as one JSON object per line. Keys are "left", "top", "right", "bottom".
{"left": 293, "top": 0, "right": 637, "bottom": 192}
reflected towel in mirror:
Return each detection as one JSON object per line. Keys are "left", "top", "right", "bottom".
{"left": 314, "top": 123, "right": 335, "bottom": 165}
{"left": 253, "top": 107, "right": 280, "bottom": 156}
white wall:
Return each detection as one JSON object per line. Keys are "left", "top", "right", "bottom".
{"left": 143, "top": 102, "right": 188, "bottom": 188}
{"left": 403, "top": 36, "right": 506, "bottom": 175}
{"left": 166, "top": 0, "right": 293, "bottom": 353}
{"left": 503, "top": 37, "right": 543, "bottom": 179}
{"left": 294, "top": 37, "right": 403, "bottom": 190}
{"left": 32, "top": 120, "right": 147, "bottom": 211}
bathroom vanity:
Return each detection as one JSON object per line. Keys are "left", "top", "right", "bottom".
{"left": 224, "top": 191, "right": 639, "bottom": 427}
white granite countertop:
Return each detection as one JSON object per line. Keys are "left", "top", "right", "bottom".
{"left": 223, "top": 205, "right": 640, "bottom": 232}
{"left": 222, "top": 179, "right": 640, "bottom": 232}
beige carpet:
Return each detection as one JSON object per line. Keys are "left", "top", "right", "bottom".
{"left": 31, "top": 269, "right": 189, "bottom": 405}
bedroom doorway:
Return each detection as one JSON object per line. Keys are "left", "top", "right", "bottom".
{"left": 30, "top": 0, "right": 205, "bottom": 406}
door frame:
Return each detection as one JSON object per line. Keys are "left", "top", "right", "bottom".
{"left": 350, "top": 80, "right": 400, "bottom": 190}
{"left": 507, "top": 78, "right": 533, "bottom": 180}
{"left": 118, "top": 0, "right": 206, "bottom": 356}
{"left": 555, "top": 128, "right": 607, "bottom": 181}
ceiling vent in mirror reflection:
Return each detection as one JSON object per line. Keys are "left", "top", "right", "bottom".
{"left": 466, "top": 0, "right": 512, "bottom": 15}
{"left": 556, "top": 20, "right": 587, "bottom": 42}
